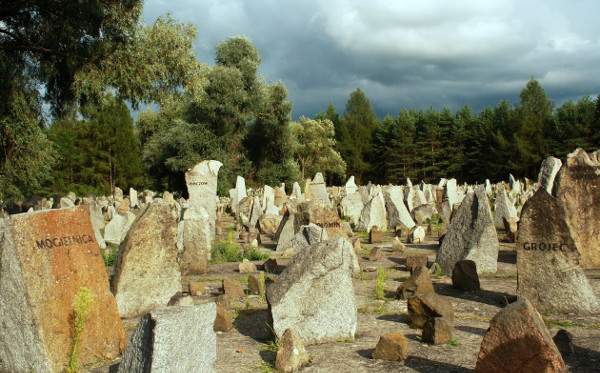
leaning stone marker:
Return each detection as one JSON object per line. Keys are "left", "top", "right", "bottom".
{"left": 555, "top": 148, "right": 600, "bottom": 269}
{"left": 516, "top": 189, "right": 600, "bottom": 315}
{"left": 475, "top": 298, "right": 565, "bottom": 373}
{"left": 111, "top": 202, "right": 182, "bottom": 318}
{"left": 185, "top": 160, "right": 223, "bottom": 237}
{"left": 267, "top": 237, "right": 359, "bottom": 345}
{"left": 436, "top": 186, "right": 498, "bottom": 275}
{"left": 0, "top": 207, "right": 126, "bottom": 373}
{"left": 118, "top": 304, "right": 217, "bottom": 373}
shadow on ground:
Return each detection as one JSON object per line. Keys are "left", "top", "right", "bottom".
{"left": 434, "top": 283, "right": 516, "bottom": 307}
{"left": 405, "top": 356, "right": 474, "bottom": 373}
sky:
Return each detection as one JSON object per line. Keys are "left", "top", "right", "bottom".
{"left": 142, "top": 0, "right": 600, "bottom": 119}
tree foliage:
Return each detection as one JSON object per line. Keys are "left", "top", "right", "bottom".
{"left": 291, "top": 117, "right": 346, "bottom": 180}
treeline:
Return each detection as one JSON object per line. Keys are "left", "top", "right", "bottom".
{"left": 2, "top": 1, "right": 599, "bottom": 204}
{"left": 322, "top": 82, "right": 600, "bottom": 186}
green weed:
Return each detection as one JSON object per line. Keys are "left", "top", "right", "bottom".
{"left": 374, "top": 265, "right": 386, "bottom": 300}
{"left": 67, "top": 287, "right": 94, "bottom": 373}
{"left": 448, "top": 337, "right": 459, "bottom": 346}
{"left": 102, "top": 246, "right": 118, "bottom": 267}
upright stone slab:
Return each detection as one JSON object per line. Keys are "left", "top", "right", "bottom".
{"left": 308, "top": 172, "right": 330, "bottom": 205}
{"left": 267, "top": 237, "right": 359, "bottom": 344}
{"left": 555, "top": 148, "right": 600, "bottom": 269}
{"left": 357, "top": 192, "right": 387, "bottom": 232}
{"left": 129, "top": 187, "right": 139, "bottom": 208}
{"left": 340, "top": 192, "right": 364, "bottom": 225}
{"left": 292, "top": 223, "right": 328, "bottom": 255}
{"left": 345, "top": 176, "right": 357, "bottom": 196}
{"left": 493, "top": 184, "right": 518, "bottom": 227}
{"left": 231, "top": 176, "right": 247, "bottom": 213}
{"left": 436, "top": 186, "right": 498, "bottom": 275}
{"left": 249, "top": 196, "right": 263, "bottom": 228}
{"left": 118, "top": 304, "right": 217, "bottom": 373}
{"left": 290, "top": 182, "right": 304, "bottom": 201}
{"left": 537, "top": 156, "right": 562, "bottom": 194}
{"left": 181, "top": 206, "right": 212, "bottom": 275}
{"left": 444, "top": 178, "right": 458, "bottom": 208}
{"left": 516, "top": 189, "right": 600, "bottom": 314}
{"left": 0, "top": 207, "right": 126, "bottom": 373}
{"left": 262, "top": 185, "right": 275, "bottom": 210}
{"left": 383, "top": 186, "right": 415, "bottom": 229}
{"left": 185, "top": 160, "right": 222, "bottom": 237}
{"left": 275, "top": 211, "right": 296, "bottom": 252}
{"left": 273, "top": 186, "right": 287, "bottom": 207}
{"left": 111, "top": 202, "right": 182, "bottom": 318}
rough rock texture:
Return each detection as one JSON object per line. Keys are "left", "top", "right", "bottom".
{"left": 239, "top": 258, "right": 258, "bottom": 274}
{"left": 345, "top": 176, "right": 357, "bottom": 195}
{"left": 383, "top": 186, "right": 415, "bottom": 228}
{"left": 262, "top": 185, "right": 275, "bottom": 210}
{"left": 222, "top": 278, "right": 245, "bottom": 300}
{"left": 104, "top": 212, "right": 133, "bottom": 244}
{"left": 516, "top": 189, "right": 600, "bottom": 314}
{"left": 412, "top": 203, "right": 438, "bottom": 225}
{"left": 213, "top": 305, "right": 233, "bottom": 332}
{"left": 555, "top": 148, "right": 600, "bottom": 269}
{"left": 452, "top": 260, "right": 480, "bottom": 290}
{"left": 357, "top": 193, "right": 387, "bottom": 232}
{"left": 231, "top": 176, "right": 247, "bottom": 214}
{"left": 292, "top": 223, "right": 328, "bottom": 255}
{"left": 368, "top": 246, "right": 382, "bottom": 261}
{"left": 263, "top": 258, "right": 278, "bottom": 273}
{"left": 407, "top": 293, "right": 454, "bottom": 329}
{"left": 406, "top": 255, "right": 429, "bottom": 273}
{"left": 258, "top": 214, "right": 283, "bottom": 235}
{"left": 181, "top": 206, "right": 212, "bottom": 275}
{"left": 371, "top": 333, "right": 408, "bottom": 362}
{"left": 267, "top": 237, "right": 359, "bottom": 344}
{"left": 537, "top": 156, "right": 562, "bottom": 194}
{"left": 274, "top": 328, "right": 311, "bottom": 373}
{"left": 0, "top": 207, "right": 125, "bottom": 373}
{"left": 249, "top": 196, "right": 264, "bottom": 228}
{"left": 422, "top": 316, "right": 453, "bottom": 345}
{"left": 494, "top": 185, "right": 518, "bottom": 227}
{"left": 111, "top": 202, "right": 181, "bottom": 318}
{"left": 396, "top": 264, "right": 434, "bottom": 300}
{"left": 189, "top": 282, "right": 206, "bottom": 296}
{"left": 185, "top": 160, "right": 222, "bottom": 237}
{"left": 294, "top": 200, "right": 348, "bottom": 239}
{"left": 340, "top": 192, "right": 364, "bottom": 225}
{"left": 475, "top": 298, "right": 565, "bottom": 373}
{"left": 436, "top": 186, "right": 498, "bottom": 275}
{"left": 308, "top": 172, "right": 330, "bottom": 205}
{"left": 275, "top": 211, "right": 296, "bottom": 252}
{"left": 118, "top": 304, "right": 217, "bottom": 373}
{"left": 408, "top": 225, "right": 425, "bottom": 244}
{"left": 248, "top": 273, "right": 262, "bottom": 295}
{"left": 274, "top": 186, "right": 287, "bottom": 207}
{"left": 553, "top": 329, "right": 575, "bottom": 356}
{"left": 236, "top": 196, "right": 253, "bottom": 223}
{"left": 369, "top": 226, "right": 383, "bottom": 243}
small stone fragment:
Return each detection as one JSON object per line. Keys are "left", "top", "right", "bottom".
{"left": 274, "top": 328, "right": 310, "bottom": 373}
{"left": 372, "top": 333, "right": 408, "bottom": 362}
{"left": 396, "top": 264, "right": 434, "bottom": 300}
{"left": 189, "top": 281, "right": 206, "bottom": 296}
{"left": 406, "top": 254, "right": 428, "bottom": 273}
{"left": 422, "top": 316, "right": 452, "bottom": 344}
{"left": 239, "top": 258, "right": 258, "bottom": 274}
{"left": 369, "top": 246, "right": 382, "bottom": 261}
{"left": 452, "top": 260, "right": 480, "bottom": 291}
{"left": 369, "top": 226, "right": 383, "bottom": 243}
{"left": 553, "top": 329, "right": 575, "bottom": 356}
{"left": 222, "top": 278, "right": 245, "bottom": 300}
{"left": 407, "top": 293, "right": 454, "bottom": 329}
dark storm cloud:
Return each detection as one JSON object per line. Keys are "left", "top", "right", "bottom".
{"left": 143, "top": 0, "right": 600, "bottom": 119}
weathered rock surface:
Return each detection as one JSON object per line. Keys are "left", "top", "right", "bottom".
{"left": 340, "top": 192, "right": 364, "bottom": 225}
{"left": 267, "top": 237, "right": 359, "bottom": 344}
{"left": 555, "top": 148, "right": 600, "bottom": 269}
{"left": 0, "top": 207, "right": 125, "bottom": 373}
{"left": 371, "top": 333, "right": 408, "bottom": 362}
{"left": 274, "top": 328, "right": 310, "bottom": 373}
{"left": 181, "top": 206, "right": 212, "bottom": 275}
{"left": 422, "top": 316, "right": 452, "bottom": 345}
{"left": 185, "top": 160, "right": 222, "bottom": 236}
{"left": 537, "top": 156, "right": 562, "bottom": 194}
{"left": 408, "top": 225, "right": 425, "bottom": 244}
{"left": 494, "top": 185, "right": 518, "bottom": 227}
{"left": 452, "top": 260, "right": 480, "bottom": 290}
{"left": 294, "top": 200, "right": 347, "bottom": 239}
{"left": 118, "top": 304, "right": 216, "bottom": 373}
{"left": 436, "top": 186, "right": 498, "bottom": 275}
{"left": 292, "top": 223, "right": 328, "bottom": 256}
{"left": 308, "top": 172, "right": 330, "bottom": 205}
{"left": 396, "top": 264, "right": 434, "bottom": 300}
{"left": 357, "top": 193, "right": 387, "bottom": 232}
{"left": 475, "top": 298, "right": 565, "bottom": 373}
{"left": 516, "top": 189, "right": 600, "bottom": 314}
{"left": 407, "top": 293, "right": 454, "bottom": 329}
{"left": 111, "top": 202, "right": 181, "bottom": 318}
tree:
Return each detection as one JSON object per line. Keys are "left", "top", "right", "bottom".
{"left": 291, "top": 117, "right": 346, "bottom": 180}
{"left": 0, "top": 0, "right": 142, "bottom": 114}
{"left": 338, "top": 88, "right": 379, "bottom": 184}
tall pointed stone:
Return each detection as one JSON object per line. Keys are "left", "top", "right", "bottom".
{"left": 555, "top": 148, "right": 600, "bottom": 269}
{"left": 493, "top": 185, "right": 518, "bottom": 227}
{"left": 383, "top": 186, "right": 415, "bottom": 229}
{"left": 537, "top": 156, "right": 562, "bottom": 194}
{"left": 357, "top": 192, "right": 387, "bottom": 232}
{"left": 231, "top": 175, "right": 247, "bottom": 214}
{"left": 308, "top": 172, "right": 330, "bottom": 205}
{"left": 517, "top": 188, "right": 600, "bottom": 314}
{"left": 345, "top": 176, "right": 357, "bottom": 195}
{"left": 436, "top": 186, "right": 498, "bottom": 275}
{"left": 185, "top": 160, "right": 222, "bottom": 237}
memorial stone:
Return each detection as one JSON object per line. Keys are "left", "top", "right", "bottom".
{"left": 537, "top": 156, "right": 562, "bottom": 194}
{"left": 436, "top": 186, "right": 498, "bottom": 275}
{"left": 383, "top": 186, "right": 415, "bottom": 229}
{"left": 308, "top": 172, "right": 330, "bottom": 205}
{"left": 292, "top": 223, "right": 328, "bottom": 255}
{"left": 262, "top": 185, "right": 275, "bottom": 210}
{"left": 0, "top": 207, "right": 126, "bottom": 373}
{"left": 294, "top": 199, "right": 348, "bottom": 239}
{"left": 340, "top": 192, "right": 364, "bottom": 225}
{"left": 516, "top": 189, "right": 600, "bottom": 314}
{"left": 345, "top": 176, "right": 357, "bottom": 195}
{"left": 118, "top": 304, "right": 216, "bottom": 373}
{"left": 185, "top": 160, "right": 222, "bottom": 237}
{"left": 555, "top": 148, "right": 600, "bottom": 269}
{"left": 357, "top": 192, "right": 387, "bottom": 232}
{"left": 494, "top": 185, "right": 518, "bottom": 227}
{"left": 267, "top": 237, "right": 359, "bottom": 344}
{"left": 111, "top": 202, "right": 181, "bottom": 318}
